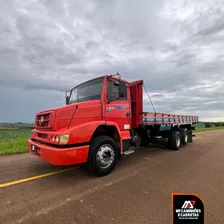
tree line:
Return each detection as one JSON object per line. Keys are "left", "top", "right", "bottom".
{"left": 204, "top": 122, "right": 224, "bottom": 128}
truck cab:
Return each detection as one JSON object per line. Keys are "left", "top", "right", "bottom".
{"left": 28, "top": 74, "right": 141, "bottom": 176}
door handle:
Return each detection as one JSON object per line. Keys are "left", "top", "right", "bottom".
{"left": 126, "top": 112, "right": 130, "bottom": 117}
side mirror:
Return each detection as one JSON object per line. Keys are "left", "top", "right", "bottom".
{"left": 107, "top": 79, "right": 114, "bottom": 103}
{"left": 119, "top": 81, "right": 126, "bottom": 98}
{"left": 66, "top": 96, "right": 70, "bottom": 105}
{"left": 107, "top": 78, "right": 126, "bottom": 103}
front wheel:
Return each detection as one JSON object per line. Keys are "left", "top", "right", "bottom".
{"left": 86, "top": 135, "right": 119, "bottom": 177}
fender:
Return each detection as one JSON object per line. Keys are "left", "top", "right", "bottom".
{"left": 104, "top": 121, "right": 131, "bottom": 153}
{"left": 68, "top": 121, "right": 106, "bottom": 144}
{"left": 68, "top": 120, "right": 131, "bottom": 153}
{"left": 105, "top": 121, "right": 131, "bottom": 140}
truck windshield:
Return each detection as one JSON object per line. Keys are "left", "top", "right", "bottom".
{"left": 69, "top": 77, "right": 104, "bottom": 104}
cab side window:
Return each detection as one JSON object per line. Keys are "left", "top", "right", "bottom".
{"left": 107, "top": 80, "right": 127, "bottom": 101}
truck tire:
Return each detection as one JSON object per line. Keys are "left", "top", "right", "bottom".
{"left": 180, "top": 128, "right": 188, "bottom": 145}
{"left": 168, "top": 131, "right": 181, "bottom": 150}
{"left": 188, "top": 130, "right": 193, "bottom": 143}
{"left": 86, "top": 135, "right": 119, "bottom": 177}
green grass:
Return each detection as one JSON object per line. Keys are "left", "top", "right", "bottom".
{"left": 0, "top": 125, "right": 223, "bottom": 156}
{"left": 193, "top": 126, "right": 224, "bottom": 133}
{"left": 0, "top": 129, "right": 31, "bottom": 155}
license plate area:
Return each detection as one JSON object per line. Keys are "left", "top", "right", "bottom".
{"left": 31, "top": 144, "right": 40, "bottom": 154}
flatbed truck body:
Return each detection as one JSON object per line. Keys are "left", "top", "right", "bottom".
{"left": 28, "top": 74, "right": 198, "bottom": 176}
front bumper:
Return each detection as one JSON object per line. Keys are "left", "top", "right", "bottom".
{"left": 28, "top": 139, "right": 89, "bottom": 166}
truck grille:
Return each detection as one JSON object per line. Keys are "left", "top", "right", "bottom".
{"left": 35, "top": 112, "right": 54, "bottom": 129}
{"left": 37, "top": 133, "right": 48, "bottom": 139}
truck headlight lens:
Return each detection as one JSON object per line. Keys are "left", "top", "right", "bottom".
{"left": 55, "top": 135, "right": 59, "bottom": 143}
{"left": 59, "top": 134, "right": 70, "bottom": 144}
{"left": 51, "top": 135, "right": 55, "bottom": 142}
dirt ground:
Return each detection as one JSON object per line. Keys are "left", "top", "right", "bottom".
{"left": 0, "top": 130, "right": 223, "bottom": 224}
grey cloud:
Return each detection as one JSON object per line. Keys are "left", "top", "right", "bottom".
{"left": 168, "top": 49, "right": 198, "bottom": 67}
{"left": 195, "top": 4, "right": 224, "bottom": 37}
{"left": 0, "top": 0, "right": 224, "bottom": 121}
{"left": 144, "top": 81, "right": 224, "bottom": 115}
{"left": 197, "top": 19, "right": 224, "bottom": 36}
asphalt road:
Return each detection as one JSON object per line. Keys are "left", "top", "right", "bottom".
{"left": 0, "top": 130, "right": 224, "bottom": 224}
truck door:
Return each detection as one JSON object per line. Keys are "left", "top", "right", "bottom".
{"left": 104, "top": 79, "right": 131, "bottom": 131}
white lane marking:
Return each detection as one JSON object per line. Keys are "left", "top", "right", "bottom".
{"left": 144, "top": 157, "right": 154, "bottom": 160}
{"left": 144, "top": 157, "right": 164, "bottom": 164}
{"left": 194, "top": 137, "right": 201, "bottom": 140}
{"left": 14, "top": 167, "right": 148, "bottom": 224}
{"left": 200, "top": 133, "right": 213, "bottom": 136}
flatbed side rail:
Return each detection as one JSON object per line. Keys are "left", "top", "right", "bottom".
{"left": 142, "top": 112, "right": 199, "bottom": 125}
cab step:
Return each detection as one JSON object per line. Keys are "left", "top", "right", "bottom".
{"left": 123, "top": 149, "right": 135, "bottom": 155}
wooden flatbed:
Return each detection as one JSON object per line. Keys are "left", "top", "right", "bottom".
{"left": 142, "top": 112, "right": 199, "bottom": 125}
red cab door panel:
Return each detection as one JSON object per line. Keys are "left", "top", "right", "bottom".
{"left": 104, "top": 79, "right": 131, "bottom": 132}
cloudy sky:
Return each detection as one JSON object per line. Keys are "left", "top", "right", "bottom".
{"left": 0, "top": 0, "right": 224, "bottom": 122}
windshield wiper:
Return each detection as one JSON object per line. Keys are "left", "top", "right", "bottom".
{"left": 67, "top": 104, "right": 79, "bottom": 129}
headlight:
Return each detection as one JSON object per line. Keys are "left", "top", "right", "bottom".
{"left": 59, "top": 134, "right": 70, "bottom": 144}
{"left": 55, "top": 135, "right": 59, "bottom": 143}
{"left": 51, "top": 135, "right": 55, "bottom": 142}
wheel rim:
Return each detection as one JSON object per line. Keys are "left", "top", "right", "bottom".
{"left": 96, "top": 144, "right": 115, "bottom": 168}
{"left": 185, "top": 133, "right": 188, "bottom": 143}
{"left": 176, "top": 136, "right": 180, "bottom": 147}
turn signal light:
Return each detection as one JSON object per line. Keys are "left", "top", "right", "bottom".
{"left": 59, "top": 134, "right": 70, "bottom": 144}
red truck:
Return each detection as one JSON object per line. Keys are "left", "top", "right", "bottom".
{"left": 28, "top": 74, "right": 198, "bottom": 176}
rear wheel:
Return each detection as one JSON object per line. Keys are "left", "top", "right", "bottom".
{"left": 86, "top": 135, "right": 119, "bottom": 177}
{"left": 180, "top": 128, "right": 188, "bottom": 145}
{"left": 168, "top": 131, "right": 181, "bottom": 150}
